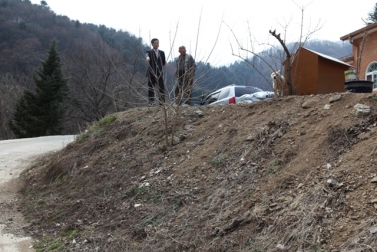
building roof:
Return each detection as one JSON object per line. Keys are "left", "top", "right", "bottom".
{"left": 340, "top": 22, "right": 377, "bottom": 42}
{"left": 301, "top": 47, "right": 352, "bottom": 67}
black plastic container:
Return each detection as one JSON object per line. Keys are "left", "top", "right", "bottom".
{"left": 344, "top": 80, "right": 373, "bottom": 93}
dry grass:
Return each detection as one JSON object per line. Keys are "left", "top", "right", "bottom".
{"left": 18, "top": 93, "right": 377, "bottom": 251}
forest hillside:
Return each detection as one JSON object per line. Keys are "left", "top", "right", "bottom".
{"left": 0, "top": 0, "right": 352, "bottom": 140}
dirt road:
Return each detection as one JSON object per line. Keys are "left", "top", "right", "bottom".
{"left": 0, "top": 135, "right": 75, "bottom": 252}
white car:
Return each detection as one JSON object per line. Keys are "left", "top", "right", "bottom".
{"left": 237, "top": 91, "right": 275, "bottom": 104}
{"left": 200, "top": 84, "right": 274, "bottom": 105}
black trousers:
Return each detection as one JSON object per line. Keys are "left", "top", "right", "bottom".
{"left": 148, "top": 72, "right": 165, "bottom": 104}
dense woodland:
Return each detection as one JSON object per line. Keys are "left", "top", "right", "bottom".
{"left": 0, "top": 0, "right": 352, "bottom": 139}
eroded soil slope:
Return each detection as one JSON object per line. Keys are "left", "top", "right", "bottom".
{"left": 20, "top": 93, "right": 377, "bottom": 251}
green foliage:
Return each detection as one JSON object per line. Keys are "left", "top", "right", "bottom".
{"left": 75, "top": 114, "right": 117, "bottom": 143}
{"left": 149, "top": 191, "right": 162, "bottom": 203}
{"left": 33, "top": 244, "right": 43, "bottom": 252}
{"left": 210, "top": 153, "right": 229, "bottom": 166}
{"left": 49, "top": 242, "right": 63, "bottom": 250}
{"left": 273, "top": 160, "right": 281, "bottom": 166}
{"left": 8, "top": 39, "right": 69, "bottom": 138}
{"left": 25, "top": 202, "right": 37, "bottom": 215}
{"left": 368, "top": 3, "right": 377, "bottom": 22}
{"left": 267, "top": 160, "right": 281, "bottom": 173}
{"left": 93, "top": 128, "right": 104, "bottom": 139}
{"left": 315, "top": 247, "right": 327, "bottom": 252}
{"left": 33, "top": 237, "right": 53, "bottom": 252}
{"left": 0, "top": 1, "right": 151, "bottom": 139}
{"left": 138, "top": 186, "right": 148, "bottom": 194}
{"left": 95, "top": 114, "right": 117, "bottom": 127}
{"left": 66, "top": 229, "right": 78, "bottom": 238}
{"left": 266, "top": 167, "right": 276, "bottom": 173}
{"left": 76, "top": 132, "right": 89, "bottom": 143}
{"left": 245, "top": 239, "right": 253, "bottom": 247}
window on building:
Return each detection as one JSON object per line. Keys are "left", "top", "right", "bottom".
{"left": 366, "top": 62, "right": 377, "bottom": 90}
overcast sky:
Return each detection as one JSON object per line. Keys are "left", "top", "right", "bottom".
{"left": 30, "top": 0, "right": 376, "bottom": 66}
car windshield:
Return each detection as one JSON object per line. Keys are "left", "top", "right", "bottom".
{"left": 235, "top": 86, "right": 263, "bottom": 97}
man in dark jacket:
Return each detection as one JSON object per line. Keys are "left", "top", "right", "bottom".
{"left": 174, "top": 46, "right": 196, "bottom": 105}
{"left": 146, "top": 38, "right": 166, "bottom": 106}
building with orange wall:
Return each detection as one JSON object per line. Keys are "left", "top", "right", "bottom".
{"left": 284, "top": 47, "right": 352, "bottom": 95}
{"left": 340, "top": 22, "right": 377, "bottom": 90}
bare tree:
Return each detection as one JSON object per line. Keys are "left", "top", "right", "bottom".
{"left": 161, "top": 16, "right": 223, "bottom": 148}
{"left": 0, "top": 73, "right": 29, "bottom": 139}
{"left": 129, "top": 14, "right": 225, "bottom": 149}
{"left": 63, "top": 37, "right": 141, "bottom": 131}
{"left": 228, "top": 0, "right": 322, "bottom": 95}
{"left": 269, "top": 29, "right": 293, "bottom": 95}
{"left": 0, "top": 38, "right": 42, "bottom": 81}
{"left": 226, "top": 20, "right": 282, "bottom": 92}
{"left": 354, "top": 20, "right": 369, "bottom": 80}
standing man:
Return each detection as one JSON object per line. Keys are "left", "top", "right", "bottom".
{"left": 146, "top": 38, "right": 166, "bottom": 106}
{"left": 174, "top": 46, "right": 196, "bottom": 105}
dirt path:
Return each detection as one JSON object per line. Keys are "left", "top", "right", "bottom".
{"left": 0, "top": 136, "right": 75, "bottom": 252}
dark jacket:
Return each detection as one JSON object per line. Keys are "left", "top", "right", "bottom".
{"left": 146, "top": 49, "right": 166, "bottom": 77}
{"left": 174, "top": 53, "right": 196, "bottom": 78}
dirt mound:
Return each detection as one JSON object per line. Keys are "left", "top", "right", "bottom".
{"left": 20, "top": 92, "right": 377, "bottom": 251}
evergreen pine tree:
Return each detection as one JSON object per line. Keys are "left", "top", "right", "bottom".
{"left": 9, "top": 39, "right": 69, "bottom": 138}
{"left": 368, "top": 3, "right": 377, "bottom": 23}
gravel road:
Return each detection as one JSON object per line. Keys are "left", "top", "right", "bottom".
{"left": 0, "top": 135, "right": 75, "bottom": 252}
